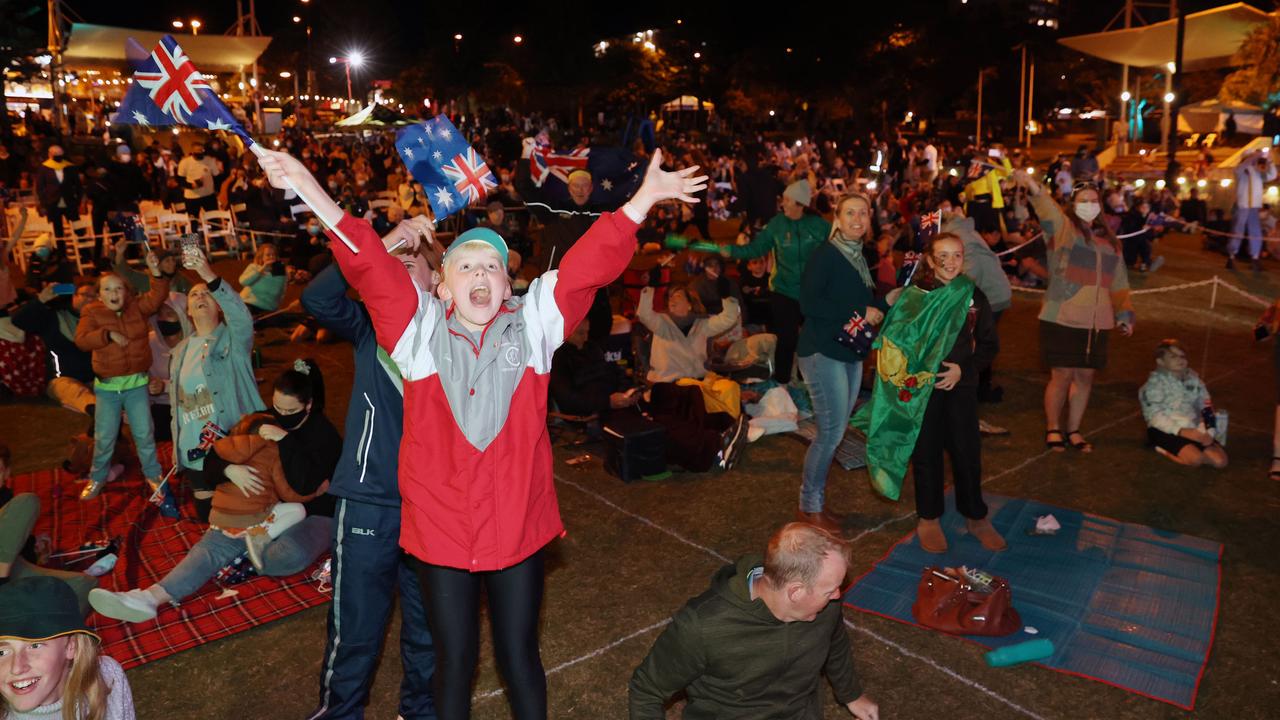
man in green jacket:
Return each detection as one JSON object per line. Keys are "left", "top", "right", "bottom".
{"left": 722, "top": 180, "right": 829, "bottom": 383}
{"left": 629, "top": 523, "right": 879, "bottom": 720}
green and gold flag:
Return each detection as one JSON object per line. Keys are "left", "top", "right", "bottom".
{"left": 851, "top": 275, "right": 975, "bottom": 500}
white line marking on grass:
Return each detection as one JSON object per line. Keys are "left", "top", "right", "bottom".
{"left": 474, "top": 618, "right": 673, "bottom": 702}
{"left": 555, "top": 475, "right": 731, "bottom": 563}
{"left": 551, "top": 474, "right": 1048, "bottom": 717}
{"left": 843, "top": 618, "right": 1050, "bottom": 720}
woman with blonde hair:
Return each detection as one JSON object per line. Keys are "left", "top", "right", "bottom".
{"left": 795, "top": 193, "right": 886, "bottom": 534}
{"left": 239, "top": 242, "right": 287, "bottom": 315}
{"left": 0, "top": 577, "right": 135, "bottom": 720}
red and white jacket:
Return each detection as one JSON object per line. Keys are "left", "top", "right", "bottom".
{"left": 327, "top": 210, "right": 640, "bottom": 570}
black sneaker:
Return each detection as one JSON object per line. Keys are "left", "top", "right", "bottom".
{"left": 717, "top": 413, "right": 748, "bottom": 471}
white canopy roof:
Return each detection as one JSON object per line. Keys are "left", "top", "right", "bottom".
{"left": 63, "top": 24, "right": 272, "bottom": 72}
{"left": 662, "top": 95, "right": 714, "bottom": 112}
{"left": 1058, "top": 3, "right": 1271, "bottom": 71}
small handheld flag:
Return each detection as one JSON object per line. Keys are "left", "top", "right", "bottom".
{"left": 396, "top": 115, "right": 497, "bottom": 221}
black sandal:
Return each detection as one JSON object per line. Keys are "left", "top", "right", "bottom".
{"left": 1270, "top": 457, "right": 1280, "bottom": 482}
{"left": 1066, "top": 430, "right": 1093, "bottom": 453}
{"left": 1045, "top": 430, "right": 1066, "bottom": 452}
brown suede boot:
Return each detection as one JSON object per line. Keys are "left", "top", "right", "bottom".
{"left": 966, "top": 518, "right": 1008, "bottom": 552}
{"left": 796, "top": 510, "right": 844, "bottom": 536}
{"left": 916, "top": 518, "right": 948, "bottom": 553}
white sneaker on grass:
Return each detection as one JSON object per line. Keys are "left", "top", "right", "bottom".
{"left": 88, "top": 587, "right": 159, "bottom": 623}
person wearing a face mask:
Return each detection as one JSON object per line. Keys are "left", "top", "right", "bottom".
{"left": 23, "top": 233, "right": 74, "bottom": 292}
{"left": 145, "top": 294, "right": 190, "bottom": 441}
{"left": 88, "top": 359, "right": 339, "bottom": 623}
{"left": 1012, "top": 173, "right": 1134, "bottom": 454}
{"left": 33, "top": 145, "right": 82, "bottom": 243}
{"left": 177, "top": 143, "right": 216, "bottom": 214}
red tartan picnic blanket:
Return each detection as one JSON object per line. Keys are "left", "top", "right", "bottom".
{"left": 12, "top": 448, "right": 331, "bottom": 670}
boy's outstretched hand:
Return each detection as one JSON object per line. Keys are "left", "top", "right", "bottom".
{"left": 254, "top": 148, "right": 343, "bottom": 225}
{"left": 628, "top": 149, "right": 709, "bottom": 218}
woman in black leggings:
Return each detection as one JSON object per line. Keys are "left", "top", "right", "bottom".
{"left": 416, "top": 553, "right": 545, "bottom": 719}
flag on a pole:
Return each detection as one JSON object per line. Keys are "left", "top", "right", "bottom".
{"left": 851, "top": 275, "right": 975, "bottom": 500}
{"left": 396, "top": 115, "right": 497, "bottom": 220}
{"left": 521, "top": 138, "right": 643, "bottom": 211}
{"left": 113, "top": 36, "right": 252, "bottom": 146}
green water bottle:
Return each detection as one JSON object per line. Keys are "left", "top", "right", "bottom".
{"left": 984, "top": 639, "right": 1054, "bottom": 668}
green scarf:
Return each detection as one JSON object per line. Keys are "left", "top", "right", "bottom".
{"left": 829, "top": 231, "right": 874, "bottom": 288}
{"left": 851, "top": 275, "right": 975, "bottom": 500}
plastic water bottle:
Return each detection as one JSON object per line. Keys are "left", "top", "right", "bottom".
{"left": 1214, "top": 410, "right": 1228, "bottom": 446}
{"left": 984, "top": 639, "right": 1055, "bottom": 668}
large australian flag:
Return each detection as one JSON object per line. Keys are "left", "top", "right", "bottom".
{"left": 396, "top": 115, "right": 497, "bottom": 221}
{"left": 523, "top": 139, "right": 643, "bottom": 211}
{"left": 113, "top": 35, "right": 253, "bottom": 146}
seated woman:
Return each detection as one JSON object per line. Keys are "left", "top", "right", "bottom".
{"left": 87, "top": 359, "right": 341, "bottom": 623}
{"left": 239, "top": 242, "right": 288, "bottom": 316}
{"left": 1139, "top": 339, "right": 1228, "bottom": 468}
{"left": 636, "top": 284, "right": 739, "bottom": 384}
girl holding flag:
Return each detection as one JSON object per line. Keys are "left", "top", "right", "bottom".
{"left": 852, "top": 232, "right": 1004, "bottom": 554}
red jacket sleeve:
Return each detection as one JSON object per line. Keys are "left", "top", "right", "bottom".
{"left": 325, "top": 214, "right": 419, "bottom": 355}
{"left": 552, "top": 210, "right": 640, "bottom": 337}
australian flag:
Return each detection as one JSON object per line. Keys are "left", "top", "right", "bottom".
{"left": 396, "top": 115, "right": 497, "bottom": 220}
{"left": 522, "top": 139, "right": 643, "bottom": 211}
{"left": 113, "top": 35, "right": 253, "bottom": 146}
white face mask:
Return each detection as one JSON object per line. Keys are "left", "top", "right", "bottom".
{"left": 1074, "top": 201, "right": 1101, "bottom": 223}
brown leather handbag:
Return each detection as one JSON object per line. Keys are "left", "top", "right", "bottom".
{"left": 911, "top": 566, "right": 1021, "bottom": 636}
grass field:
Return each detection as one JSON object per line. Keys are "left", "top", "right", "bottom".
{"left": 4, "top": 227, "right": 1280, "bottom": 719}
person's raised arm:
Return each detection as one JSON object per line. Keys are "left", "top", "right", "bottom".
{"left": 634, "top": 286, "right": 661, "bottom": 332}
{"left": 552, "top": 149, "right": 707, "bottom": 337}
{"left": 257, "top": 148, "right": 427, "bottom": 355}
{"left": 702, "top": 296, "right": 740, "bottom": 338}
{"left": 136, "top": 250, "right": 170, "bottom": 317}
{"left": 300, "top": 264, "right": 367, "bottom": 345}
{"left": 724, "top": 220, "right": 777, "bottom": 260}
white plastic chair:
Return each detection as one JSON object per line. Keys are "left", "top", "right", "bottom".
{"left": 66, "top": 217, "right": 98, "bottom": 275}
{"left": 200, "top": 210, "right": 241, "bottom": 258}
{"left": 157, "top": 213, "right": 193, "bottom": 248}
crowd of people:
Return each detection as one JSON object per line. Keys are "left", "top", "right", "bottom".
{"left": 0, "top": 105, "right": 1273, "bottom": 719}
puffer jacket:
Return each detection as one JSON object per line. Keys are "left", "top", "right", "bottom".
{"left": 74, "top": 276, "right": 170, "bottom": 379}
{"left": 208, "top": 413, "right": 326, "bottom": 530}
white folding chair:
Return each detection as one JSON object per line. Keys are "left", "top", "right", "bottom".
{"left": 11, "top": 214, "right": 54, "bottom": 274}
{"left": 66, "top": 217, "right": 98, "bottom": 275}
{"left": 199, "top": 210, "right": 241, "bottom": 258}
{"left": 157, "top": 213, "right": 193, "bottom": 248}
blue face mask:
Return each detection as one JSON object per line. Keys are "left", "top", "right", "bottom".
{"left": 308, "top": 225, "right": 322, "bottom": 236}
{"left": 34, "top": 246, "right": 51, "bottom": 260}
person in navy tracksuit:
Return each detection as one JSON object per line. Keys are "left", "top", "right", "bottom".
{"left": 301, "top": 226, "right": 442, "bottom": 720}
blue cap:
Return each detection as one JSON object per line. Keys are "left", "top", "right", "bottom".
{"left": 446, "top": 227, "right": 509, "bottom": 269}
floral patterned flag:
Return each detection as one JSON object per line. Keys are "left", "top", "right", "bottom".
{"left": 851, "top": 275, "right": 975, "bottom": 500}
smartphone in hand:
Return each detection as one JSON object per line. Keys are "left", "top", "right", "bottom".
{"left": 180, "top": 233, "right": 201, "bottom": 263}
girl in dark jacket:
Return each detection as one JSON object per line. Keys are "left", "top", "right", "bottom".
{"left": 908, "top": 233, "right": 1005, "bottom": 554}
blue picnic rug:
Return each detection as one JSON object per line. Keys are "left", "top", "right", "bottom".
{"left": 843, "top": 494, "right": 1221, "bottom": 710}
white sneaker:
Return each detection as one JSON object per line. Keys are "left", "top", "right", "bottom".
{"left": 84, "top": 553, "right": 118, "bottom": 577}
{"left": 265, "top": 503, "right": 306, "bottom": 539}
{"left": 88, "top": 587, "right": 159, "bottom": 623}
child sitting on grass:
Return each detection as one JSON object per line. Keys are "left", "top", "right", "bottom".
{"left": 1139, "top": 339, "right": 1228, "bottom": 468}
{"left": 73, "top": 252, "right": 170, "bottom": 505}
